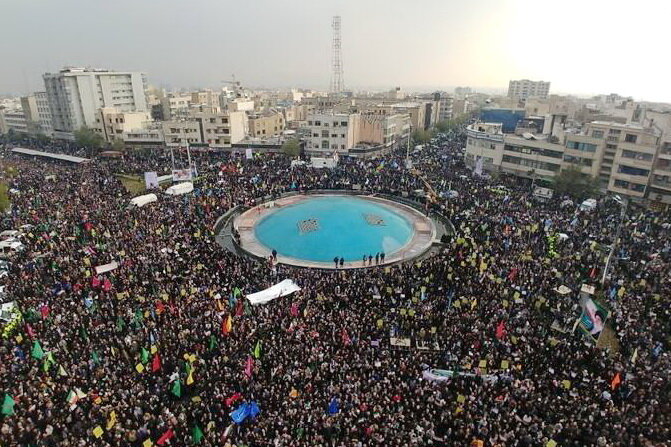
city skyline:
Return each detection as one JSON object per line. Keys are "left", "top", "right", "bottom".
{"left": 1, "top": 0, "right": 670, "bottom": 102}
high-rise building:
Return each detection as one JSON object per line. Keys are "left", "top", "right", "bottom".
{"left": 507, "top": 79, "right": 551, "bottom": 100}
{"left": 43, "top": 67, "right": 148, "bottom": 139}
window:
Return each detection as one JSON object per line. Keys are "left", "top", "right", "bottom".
{"left": 331, "top": 134, "right": 337, "bottom": 138}
{"left": 591, "top": 130, "right": 604, "bottom": 138}
{"left": 341, "top": 145, "right": 345, "bottom": 149}
{"left": 315, "top": 121, "right": 321, "bottom": 126}
{"left": 323, "top": 122, "right": 329, "bottom": 127}
{"left": 308, "top": 121, "right": 313, "bottom": 126}
{"left": 321, "top": 130, "right": 329, "bottom": 137}
{"left": 609, "top": 129, "right": 621, "bottom": 135}
{"left": 614, "top": 179, "right": 629, "bottom": 188}
{"left": 566, "top": 141, "right": 597, "bottom": 152}
{"left": 621, "top": 150, "right": 652, "bottom": 161}
{"left": 341, "top": 134, "right": 346, "bottom": 138}
{"left": 341, "top": 121, "right": 348, "bottom": 127}
{"left": 321, "top": 140, "right": 329, "bottom": 149}
{"left": 624, "top": 134, "right": 637, "bottom": 143}
{"left": 617, "top": 165, "right": 649, "bottom": 176}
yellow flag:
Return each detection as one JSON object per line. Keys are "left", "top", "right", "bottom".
{"left": 456, "top": 394, "right": 466, "bottom": 404}
{"left": 143, "top": 439, "right": 153, "bottom": 447}
{"left": 92, "top": 426, "right": 104, "bottom": 438}
{"left": 106, "top": 411, "right": 117, "bottom": 430}
{"left": 187, "top": 368, "right": 195, "bottom": 385}
{"left": 136, "top": 363, "right": 145, "bottom": 373}
{"left": 150, "top": 345, "right": 157, "bottom": 354}
{"left": 478, "top": 360, "right": 487, "bottom": 368}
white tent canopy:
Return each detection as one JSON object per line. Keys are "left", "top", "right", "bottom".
{"left": 130, "top": 193, "right": 158, "bottom": 207}
{"left": 246, "top": 279, "right": 301, "bottom": 305}
{"left": 165, "top": 182, "right": 194, "bottom": 196}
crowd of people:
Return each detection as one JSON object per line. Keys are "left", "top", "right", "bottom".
{"left": 0, "top": 128, "right": 669, "bottom": 446}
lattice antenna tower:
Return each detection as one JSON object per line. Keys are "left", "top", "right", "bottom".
{"left": 330, "top": 16, "right": 345, "bottom": 94}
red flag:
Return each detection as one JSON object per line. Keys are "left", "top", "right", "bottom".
{"left": 611, "top": 372, "right": 621, "bottom": 390}
{"left": 91, "top": 276, "right": 101, "bottom": 288}
{"left": 225, "top": 392, "right": 243, "bottom": 407}
{"left": 495, "top": 321, "right": 506, "bottom": 340}
{"left": 40, "top": 305, "right": 50, "bottom": 320}
{"left": 507, "top": 268, "right": 518, "bottom": 282}
{"left": 341, "top": 328, "right": 351, "bottom": 346}
{"left": 25, "top": 323, "right": 36, "bottom": 338}
{"left": 152, "top": 353, "right": 162, "bottom": 372}
{"left": 290, "top": 302, "right": 299, "bottom": 317}
{"left": 102, "top": 278, "right": 112, "bottom": 292}
{"left": 244, "top": 355, "right": 254, "bottom": 378}
{"left": 235, "top": 299, "right": 244, "bottom": 317}
{"left": 157, "top": 428, "right": 175, "bottom": 445}
{"left": 155, "top": 300, "right": 165, "bottom": 315}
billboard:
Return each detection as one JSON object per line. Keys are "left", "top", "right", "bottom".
{"left": 172, "top": 169, "right": 193, "bottom": 182}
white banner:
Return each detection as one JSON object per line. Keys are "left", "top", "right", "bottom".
{"left": 246, "top": 279, "right": 301, "bottom": 305}
{"left": 144, "top": 171, "right": 159, "bottom": 189}
{"left": 94, "top": 261, "right": 119, "bottom": 275}
{"left": 245, "top": 148, "right": 253, "bottom": 160}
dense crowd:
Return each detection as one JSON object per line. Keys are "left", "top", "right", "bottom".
{"left": 0, "top": 129, "right": 669, "bottom": 447}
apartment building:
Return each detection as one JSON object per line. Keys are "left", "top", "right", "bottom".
{"left": 43, "top": 67, "right": 147, "bottom": 139}
{"left": 0, "top": 109, "right": 28, "bottom": 134}
{"left": 92, "top": 108, "right": 152, "bottom": 143}
{"left": 20, "top": 92, "right": 53, "bottom": 136}
{"left": 161, "top": 95, "right": 192, "bottom": 121}
{"left": 305, "top": 112, "right": 359, "bottom": 155}
{"left": 508, "top": 79, "right": 551, "bottom": 100}
{"left": 248, "top": 112, "right": 285, "bottom": 137}
{"left": 465, "top": 120, "right": 662, "bottom": 200}
{"left": 162, "top": 107, "right": 247, "bottom": 147}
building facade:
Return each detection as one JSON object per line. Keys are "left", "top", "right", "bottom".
{"left": 305, "top": 112, "right": 359, "bottom": 155}
{"left": 508, "top": 79, "right": 551, "bottom": 100}
{"left": 162, "top": 108, "right": 247, "bottom": 147}
{"left": 1, "top": 109, "right": 28, "bottom": 134}
{"left": 248, "top": 112, "right": 285, "bottom": 137}
{"left": 92, "top": 108, "right": 152, "bottom": 143}
{"left": 20, "top": 92, "right": 53, "bottom": 136}
{"left": 43, "top": 67, "right": 148, "bottom": 139}
{"left": 465, "top": 120, "right": 662, "bottom": 201}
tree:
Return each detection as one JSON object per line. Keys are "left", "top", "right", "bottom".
{"left": 412, "top": 129, "right": 433, "bottom": 145}
{"left": 281, "top": 139, "right": 301, "bottom": 157}
{"left": 74, "top": 127, "right": 104, "bottom": 153}
{"left": 552, "top": 165, "right": 600, "bottom": 199}
{"left": 0, "top": 183, "right": 9, "bottom": 213}
{"left": 110, "top": 138, "right": 126, "bottom": 152}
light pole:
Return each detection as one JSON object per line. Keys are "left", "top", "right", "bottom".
{"left": 601, "top": 196, "right": 628, "bottom": 286}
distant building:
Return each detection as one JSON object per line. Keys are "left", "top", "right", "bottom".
{"left": 21, "top": 92, "right": 53, "bottom": 136}
{"left": 508, "top": 79, "right": 551, "bottom": 100}
{"left": 43, "top": 67, "right": 148, "bottom": 139}
{"left": 161, "top": 95, "right": 192, "bottom": 121}
{"left": 162, "top": 107, "right": 247, "bottom": 148}
{"left": 248, "top": 111, "right": 285, "bottom": 137}
{"left": 1, "top": 108, "right": 28, "bottom": 134}
{"left": 454, "top": 86, "right": 472, "bottom": 98}
{"left": 92, "top": 108, "right": 152, "bottom": 143}
{"left": 305, "top": 112, "right": 359, "bottom": 155}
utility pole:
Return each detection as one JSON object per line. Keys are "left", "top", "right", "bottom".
{"left": 601, "top": 197, "right": 628, "bottom": 285}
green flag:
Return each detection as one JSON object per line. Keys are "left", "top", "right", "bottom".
{"left": 80, "top": 325, "right": 88, "bottom": 341}
{"left": 91, "top": 351, "right": 100, "bottom": 365}
{"left": 116, "top": 316, "right": 125, "bottom": 331}
{"left": 253, "top": 340, "right": 262, "bottom": 359}
{"left": 208, "top": 334, "right": 218, "bottom": 351}
{"left": 234, "top": 287, "right": 242, "bottom": 298}
{"left": 171, "top": 380, "right": 182, "bottom": 397}
{"left": 43, "top": 352, "right": 55, "bottom": 372}
{"left": 1, "top": 394, "right": 15, "bottom": 415}
{"left": 192, "top": 423, "right": 204, "bottom": 444}
{"left": 140, "top": 347, "right": 149, "bottom": 364}
{"left": 31, "top": 341, "right": 44, "bottom": 360}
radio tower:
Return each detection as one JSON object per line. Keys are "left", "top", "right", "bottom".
{"left": 330, "top": 16, "right": 345, "bottom": 94}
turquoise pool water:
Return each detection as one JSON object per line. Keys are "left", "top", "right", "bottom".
{"left": 254, "top": 196, "right": 414, "bottom": 263}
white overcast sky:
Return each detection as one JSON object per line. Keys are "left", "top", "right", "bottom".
{"left": 1, "top": 0, "right": 670, "bottom": 101}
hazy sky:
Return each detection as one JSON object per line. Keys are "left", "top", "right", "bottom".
{"left": 2, "top": 0, "right": 670, "bottom": 101}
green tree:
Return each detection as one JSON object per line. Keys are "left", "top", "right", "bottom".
{"left": 281, "top": 139, "right": 301, "bottom": 157}
{"left": 552, "top": 165, "right": 600, "bottom": 199}
{"left": 110, "top": 138, "right": 126, "bottom": 152}
{"left": 74, "top": 127, "right": 104, "bottom": 153}
{"left": 412, "top": 129, "right": 434, "bottom": 145}
{"left": 0, "top": 183, "right": 9, "bottom": 213}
